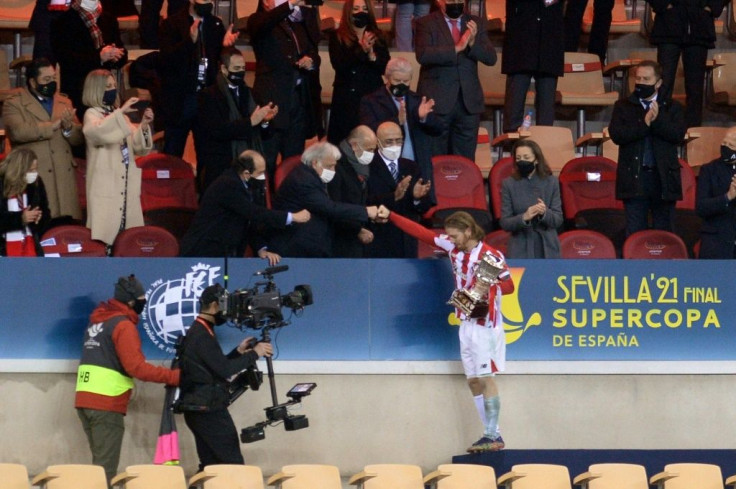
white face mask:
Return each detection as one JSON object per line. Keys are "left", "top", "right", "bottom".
{"left": 80, "top": 0, "right": 100, "bottom": 12}
{"left": 25, "top": 172, "right": 38, "bottom": 185}
{"left": 254, "top": 173, "right": 266, "bottom": 180}
{"left": 319, "top": 167, "right": 336, "bottom": 183}
{"left": 357, "top": 148, "right": 374, "bottom": 165}
{"left": 379, "top": 145, "right": 402, "bottom": 161}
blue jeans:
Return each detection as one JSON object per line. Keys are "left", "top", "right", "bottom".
{"left": 395, "top": 2, "right": 431, "bottom": 51}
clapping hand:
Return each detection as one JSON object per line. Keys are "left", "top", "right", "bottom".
{"left": 412, "top": 178, "right": 431, "bottom": 199}
{"left": 466, "top": 19, "right": 477, "bottom": 46}
{"left": 223, "top": 24, "right": 239, "bottom": 47}
{"left": 141, "top": 108, "right": 154, "bottom": 129}
{"left": 522, "top": 198, "right": 546, "bottom": 222}
{"left": 394, "top": 175, "right": 411, "bottom": 201}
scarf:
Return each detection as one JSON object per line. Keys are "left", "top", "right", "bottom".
{"left": 72, "top": 0, "right": 104, "bottom": 49}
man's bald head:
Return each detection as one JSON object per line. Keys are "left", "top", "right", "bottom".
{"left": 376, "top": 121, "right": 402, "bottom": 145}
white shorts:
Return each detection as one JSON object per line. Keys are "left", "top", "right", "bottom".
{"left": 459, "top": 320, "right": 506, "bottom": 378}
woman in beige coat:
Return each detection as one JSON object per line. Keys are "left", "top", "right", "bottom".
{"left": 82, "top": 69, "right": 153, "bottom": 246}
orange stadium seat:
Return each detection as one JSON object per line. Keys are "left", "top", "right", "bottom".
{"left": 498, "top": 464, "right": 571, "bottom": 489}
{"left": 424, "top": 464, "right": 497, "bottom": 489}
{"left": 268, "top": 464, "right": 342, "bottom": 489}
{"left": 573, "top": 463, "right": 648, "bottom": 489}
{"left": 1, "top": 463, "right": 30, "bottom": 489}
{"left": 188, "top": 464, "right": 264, "bottom": 489}
{"left": 651, "top": 463, "right": 723, "bottom": 489}
{"left": 32, "top": 464, "right": 107, "bottom": 489}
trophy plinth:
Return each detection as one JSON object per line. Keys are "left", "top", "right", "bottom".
{"left": 447, "top": 251, "right": 505, "bottom": 319}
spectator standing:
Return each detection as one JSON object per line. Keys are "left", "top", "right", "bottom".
{"left": 648, "top": 0, "right": 725, "bottom": 128}
{"left": 195, "top": 47, "right": 278, "bottom": 191}
{"left": 328, "top": 125, "right": 378, "bottom": 257}
{"left": 2, "top": 58, "right": 84, "bottom": 220}
{"left": 327, "top": 0, "right": 389, "bottom": 145}
{"left": 415, "top": 0, "right": 496, "bottom": 160}
{"left": 394, "top": 0, "right": 431, "bottom": 51}
{"left": 366, "top": 121, "right": 431, "bottom": 257}
{"left": 82, "top": 70, "right": 154, "bottom": 247}
{"left": 248, "top": 0, "right": 323, "bottom": 180}
{"left": 609, "top": 60, "right": 686, "bottom": 236}
{"left": 695, "top": 127, "right": 736, "bottom": 259}
{"left": 158, "top": 0, "right": 239, "bottom": 157}
{"left": 0, "top": 149, "right": 50, "bottom": 256}
{"left": 50, "top": 0, "right": 127, "bottom": 119}
{"left": 499, "top": 139, "right": 563, "bottom": 258}
{"left": 139, "top": 0, "right": 189, "bottom": 48}
{"left": 502, "top": 0, "right": 564, "bottom": 132}
{"left": 359, "top": 57, "right": 443, "bottom": 200}
{"left": 564, "top": 0, "right": 614, "bottom": 64}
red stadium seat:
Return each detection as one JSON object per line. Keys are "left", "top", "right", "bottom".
{"left": 425, "top": 155, "right": 490, "bottom": 227}
{"left": 142, "top": 207, "right": 197, "bottom": 242}
{"left": 112, "top": 226, "right": 180, "bottom": 257}
{"left": 677, "top": 158, "right": 696, "bottom": 210}
{"left": 558, "top": 156, "right": 622, "bottom": 221}
{"left": 622, "top": 230, "right": 689, "bottom": 259}
{"left": 137, "top": 153, "right": 198, "bottom": 212}
{"left": 484, "top": 229, "right": 511, "bottom": 257}
{"left": 40, "top": 225, "right": 107, "bottom": 257}
{"left": 489, "top": 157, "right": 514, "bottom": 221}
{"left": 274, "top": 155, "right": 302, "bottom": 193}
{"left": 559, "top": 230, "right": 617, "bottom": 259}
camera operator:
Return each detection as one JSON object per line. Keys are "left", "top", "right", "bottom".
{"left": 178, "top": 284, "right": 273, "bottom": 471}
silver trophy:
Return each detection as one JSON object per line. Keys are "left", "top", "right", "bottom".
{"left": 448, "top": 251, "right": 505, "bottom": 318}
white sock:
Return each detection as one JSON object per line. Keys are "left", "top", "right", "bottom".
{"left": 473, "top": 394, "right": 487, "bottom": 426}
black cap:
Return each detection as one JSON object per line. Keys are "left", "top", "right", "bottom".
{"left": 114, "top": 275, "right": 145, "bottom": 303}
{"left": 200, "top": 284, "right": 224, "bottom": 305}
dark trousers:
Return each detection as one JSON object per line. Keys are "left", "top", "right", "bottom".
{"left": 623, "top": 168, "right": 675, "bottom": 236}
{"left": 432, "top": 99, "right": 480, "bottom": 161}
{"left": 139, "top": 0, "right": 188, "bottom": 48}
{"left": 657, "top": 43, "right": 708, "bottom": 128}
{"left": 262, "top": 86, "right": 308, "bottom": 181}
{"left": 503, "top": 73, "right": 558, "bottom": 132}
{"left": 77, "top": 408, "right": 125, "bottom": 484}
{"left": 563, "top": 0, "right": 614, "bottom": 63}
{"left": 163, "top": 92, "right": 198, "bottom": 158}
{"left": 184, "top": 409, "right": 244, "bottom": 473}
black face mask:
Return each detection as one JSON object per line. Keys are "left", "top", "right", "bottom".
{"left": 227, "top": 70, "right": 246, "bottom": 86}
{"left": 36, "top": 80, "right": 57, "bottom": 98}
{"left": 102, "top": 88, "right": 117, "bottom": 106}
{"left": 132, "top": 299, "right": 147, "bottom": 315}
{"left": 193, "top": 2, "right": 213, "bottom": 17}
{"left": 516, "top": 160, "right": 536, "bottom": 178}
{"left": 352, "top": 11, "right": 370, "bottom": 28}
{"left": 389, "top": 83, "right": 409, "bottom": 98}
{"left": 445, "top": 2, "right": 464, "bottom": 19}
{"left": 721, "top": 145, "right": 736, "bottom": 164}
{"left": 214, "top": 311, "right": 228, "bottom": 326}
{"left": 634, "top": 83, "right": 657, "bottom": 100}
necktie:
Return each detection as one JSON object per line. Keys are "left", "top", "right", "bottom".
{"left": 451, "top": 19, "right": 461, "bottom": 44}
{"left": 389, "top": 161, "right": 398, "bottom": 182}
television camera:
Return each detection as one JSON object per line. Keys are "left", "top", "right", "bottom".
{"left": 219, "top": 265, "right": 317, "bottom": 444}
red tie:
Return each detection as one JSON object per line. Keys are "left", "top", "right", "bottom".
{"left": 450, "top": 19, "right": 461, "bottom": 44}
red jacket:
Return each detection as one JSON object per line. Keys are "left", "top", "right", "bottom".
{"left": 75, "top": 299, "right": 180, "bottom": 414}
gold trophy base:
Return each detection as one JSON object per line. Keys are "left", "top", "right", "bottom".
{"left": 448, "top": 289, "right": 490, "bottom": 319}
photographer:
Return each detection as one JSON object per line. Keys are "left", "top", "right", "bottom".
{"left": 178, "top": 284, "right": 273, "bottom": 471}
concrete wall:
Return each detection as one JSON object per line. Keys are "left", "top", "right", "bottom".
{"left": 2, "top": 372, "right": 735, "bottom": 478}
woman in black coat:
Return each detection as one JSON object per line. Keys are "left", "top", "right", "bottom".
{"left": 327, "top": 0, "right": 390, "bottom": 145}
{"left": 501, "top": 0, "right": 564, "bottom": 132}
{"left": 648, "top": 0, "right": 725, "bottom": 127}
{"left": 0, "top": 149, "right": 51, "bottom": 257}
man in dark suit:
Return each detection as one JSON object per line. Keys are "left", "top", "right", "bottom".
{"left": 180, "top": 150, "right": 310, "bottom": 258}
{"left": 359, "top": 57, "right": 444, "bottom": 202}
{"left": 158, "top": 0, "right": 239, "bottom": 157}
{"left": 367, "top": 122, "right": 432, "bottom": 258}
{"left": 502, "top": 0, "right": 564, "bottom": 132}
{"left": 414, "top": 0, "right": 496, "bottom": 160}
{"left": 247, "top": 0, "right": 323, "bottom": 181}
{"left": 195, "top": 47, "right": 278, "bottom": 192}
{"left": 50, "top": 0, "right": 127, "bottom": 118}
{"left": 269, "top": 142, "right": 381, "bottom": 257}
{"left": 328, "top": 125, "right": 378, "bottom": 258}
{"left": 695, "top": 127, "right": 736, "bottom": 259}
{"left": 609, "top": 61, "right": 686, "bottom": 237}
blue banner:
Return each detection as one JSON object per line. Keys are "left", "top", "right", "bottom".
{"left": 0, "top": 258, "right": 732, "bottom": 364}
